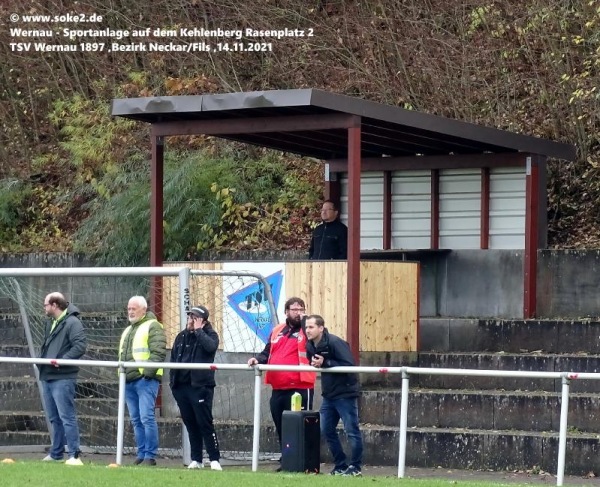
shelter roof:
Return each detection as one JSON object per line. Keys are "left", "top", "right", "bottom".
{"left": 111, "top": 89, "right": 575, "bottom": 161}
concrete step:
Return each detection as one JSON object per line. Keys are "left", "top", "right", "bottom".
{"left": 0, "top": 378, "right": 42, "bottom": 411}
{"left": 0, "top": 411, "right": 598, "bottom": 475}
{"left": 0, "top": 412, "right": 279, "bottom": 454}
{"left": 361, "top": 425, "right": 600, "bottom": 475}
{"left": 77, "top": 398, "right": 119, "bottom": 417}
{"left": 360, "top": 351, "right": 600, "bottom": 392}
{"left": 360, "top": 389, "right": 600, "bottom": 432}
{"left": 420, "top": 318, "right": 600, "bottom": 354}
{"left": 0, "top": 377, "right": 120, "bottom": 412}
{"left": 415, "top": 352, "right": 600, "bottom": 393}
{"left": 0, "top": 411, "right": 45, "bottom": 432}
{"left": 0, "top": 344, "right": 118, "bottom": 361}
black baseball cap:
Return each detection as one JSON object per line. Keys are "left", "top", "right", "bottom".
{"left": 188, "top": 306, "right": 209, "bottom": 320}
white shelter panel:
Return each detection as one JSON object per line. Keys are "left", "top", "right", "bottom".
{"left": 439, "top": 169, "right": 481, "bottom": 249}
{"left": 489, "top": 167, "right": 526, "bottom": 249}
{"left": 391, "top": 170, "right": 431, "bottom": 249}
{"left": 339, "top": 172, "right": 384, "bottom": 250}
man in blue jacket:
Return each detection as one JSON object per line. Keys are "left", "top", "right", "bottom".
{"left": 305, "top": 314, "right": 363, "bottom": 477}
{"left": 39, "top": 292, "right": 87, "bottom": 465}
{"left": 170, "top": 305, "right": 222, "bottom": 471}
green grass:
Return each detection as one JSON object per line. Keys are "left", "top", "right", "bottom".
{"left": 0, "top": 461, "right": 535, "bottom": 487}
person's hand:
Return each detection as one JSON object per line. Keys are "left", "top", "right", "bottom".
{"left": 247, "top": 357, "right": 258, "bottom": 366}
{"left": 50, "top": 359, "right": 59, "bottom": 368}
{"left": 311, "top": 354, "right": 324, "bottom": 368}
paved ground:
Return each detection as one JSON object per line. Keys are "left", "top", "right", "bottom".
{"left": 1, "top": 449, "right": 599, "bottom": 485}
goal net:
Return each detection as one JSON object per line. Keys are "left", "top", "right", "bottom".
{"left": 0, "top": 266, "right": 281, "bottom": 461}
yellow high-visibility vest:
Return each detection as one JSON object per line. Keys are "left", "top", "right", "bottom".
{"left": 119, "top": 319, "right": 163, "bottom": 377}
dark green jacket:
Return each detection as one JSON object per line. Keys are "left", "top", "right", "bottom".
{"left": 39, "top": 304, "right": 87, "bottom": 381}
{"left": 119, "top": 312, "right": 167, "bottom": 382}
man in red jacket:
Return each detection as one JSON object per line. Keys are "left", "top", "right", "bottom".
{"left": 247, "top": 297, "right": 315, "bottom": 468}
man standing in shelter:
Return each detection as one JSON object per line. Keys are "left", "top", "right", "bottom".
{"left": 308, "top": 200, "right": 348, "bottom": 260}
{"left": 247, "top": 297, "right": 315, "bottom": 470}
{"left": 170, "top": 305, "right": 223, "bottom": 471}
{"left": 305, "top": 314, "right": 363, "bottom": 477}
{"left": 39, "top": 292, "right": 87, "bottom": 466}
{"left": 119, "top": 295, "right": 166, "bottom": 466}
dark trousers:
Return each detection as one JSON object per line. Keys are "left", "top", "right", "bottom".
{"left": 172, "top": 384, "right": 220, "bottom": 462}
{"left": 270, "top": 388, "right": 314, "bottom": 447}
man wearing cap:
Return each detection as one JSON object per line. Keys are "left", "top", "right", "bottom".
{"left": 119, "top": 295, "right": 166, "bottom": 466}
{"left": 170, "top": 305, "right": 222, "bottom": 471}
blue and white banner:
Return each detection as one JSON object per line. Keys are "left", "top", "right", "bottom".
{"left": 222, "top": 262, "right": 286, "bottom": 352}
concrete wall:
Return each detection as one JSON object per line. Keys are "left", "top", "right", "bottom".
{"left": 418, "top": 249, "right": 600, "bottom": 319}
{"left": 537, "top": 250, "right": 600, "bottom": 318}
{"left": 2, "top": 250, "right": 600, "bottom": 319}
{"left": 419, "top": 249, "right": 524, "bottom": 318}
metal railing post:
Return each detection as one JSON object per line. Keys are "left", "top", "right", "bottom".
{"left": 251, "top": 366, "right": 263, "bottom": 472}
{"left": 13, "top": 279, "right": 53, "bottom": 436}
{"left": 178, "top": 266, "right": 192, "bottom": 465}
{"left": 398, "top": 368, "right": 409, "bottom": 478}
{"left": 116, "top": 364, "right": 127, "bottom": 465}
{"left": 556, "top": 374, "right": 571, "bottom": 486}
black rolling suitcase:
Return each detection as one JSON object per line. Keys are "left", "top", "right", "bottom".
{"left": 281, "top": 410, "right": 320, "bottom": 473}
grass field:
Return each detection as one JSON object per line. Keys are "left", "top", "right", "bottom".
{"left": 0, "top": 461, "right": 538, "bottom": 487}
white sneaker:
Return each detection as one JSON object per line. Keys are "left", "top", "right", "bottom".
{"left": 210, "top": 460, "right": 222, "bottom": 471}
{"left": 65, "top": 457, "right": 84, "bottom": 466}
{"left": 187, "top": 460, "right": 204, "bottom": 469}
{"left": 42, "top": 455, "right": 62, "bottom": 462}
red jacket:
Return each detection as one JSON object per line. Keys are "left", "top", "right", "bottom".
{"left": 261, "top": 322, "right": 316, "bottom": 390}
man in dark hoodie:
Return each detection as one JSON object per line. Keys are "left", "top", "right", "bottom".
{"left": 305, "top": 314, "right": 363, "bottom": 477}
{"left": 39, "top": 292, "right": 87, "bottom": 465}
{"left": 308, "top": 200, "right": 348, "bottom": 260}
{"left": 169, "top": 305, "right": 222, "bottom": 471}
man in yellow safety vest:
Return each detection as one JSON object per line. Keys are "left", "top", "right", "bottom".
{"left": 118, "top": 295, "right": 166, "bottom": 466}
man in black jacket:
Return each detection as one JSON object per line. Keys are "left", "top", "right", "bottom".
{"left": 305, "top": 314, "right": 363, "bottom": 477}
{"left": 308, "top": 200, "right": 348, "bottom": 260}
{"left": 39, "top": 292, "right": 87, "bottom": 465}
{"left": 170, "top": 305, "right": 222, "bottom": 471}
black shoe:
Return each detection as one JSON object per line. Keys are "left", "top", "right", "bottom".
{"left": 341, "top": 465, "right": 362, "bottom": 477}
{"left": 275, "top": 465, "right": 282, "bottom": 472}
{"left": 133, "top": 458, "right": 144, "bottom": 465}
{"left": 142, "top": 459, "right": 157, "bottom": 466}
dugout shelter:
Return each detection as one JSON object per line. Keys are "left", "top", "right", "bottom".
{"left": 112, "top": 89, "right": 576, "bottom": 359}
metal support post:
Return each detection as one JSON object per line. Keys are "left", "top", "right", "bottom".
{"left": 398, "top": 369, "right": 409, "bottom": 478}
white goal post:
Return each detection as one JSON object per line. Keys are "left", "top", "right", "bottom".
{"left": 0, "top": 266, "right": 279, "bottom": 462}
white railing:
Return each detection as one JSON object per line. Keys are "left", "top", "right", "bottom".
{"left": 0, "top": 356, "right": 591, "bottom": 486}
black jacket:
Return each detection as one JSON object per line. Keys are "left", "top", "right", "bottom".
{"left": 306, "top": 329, "right": 359, "bottom": 400}
{"left": 169, "top": 321, "right": 219, "bottom": 389}
{"left": 38, "top": 304, "right": 87, "bottom": 381}
{"left": 308, "top": 219, "right": 348, "bottom": 260}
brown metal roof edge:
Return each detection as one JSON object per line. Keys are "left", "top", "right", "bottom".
{"left": 309, "top": 90, "right": 576, "bottom": 161}
{"left": 111, "top": 95, "right": 206, "bottom": 117}
{"left": 111, "top": 89, "right": 576, "bottom": 161}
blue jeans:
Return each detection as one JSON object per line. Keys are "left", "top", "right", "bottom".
{"left": 320, "top": 397, "right": 363, "bottom": 470}
{"left": 125, "top": 378, "right": 160, "bottom": 460}
{"left": 42, "top": 379, "right": 81, "bottom": 459}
